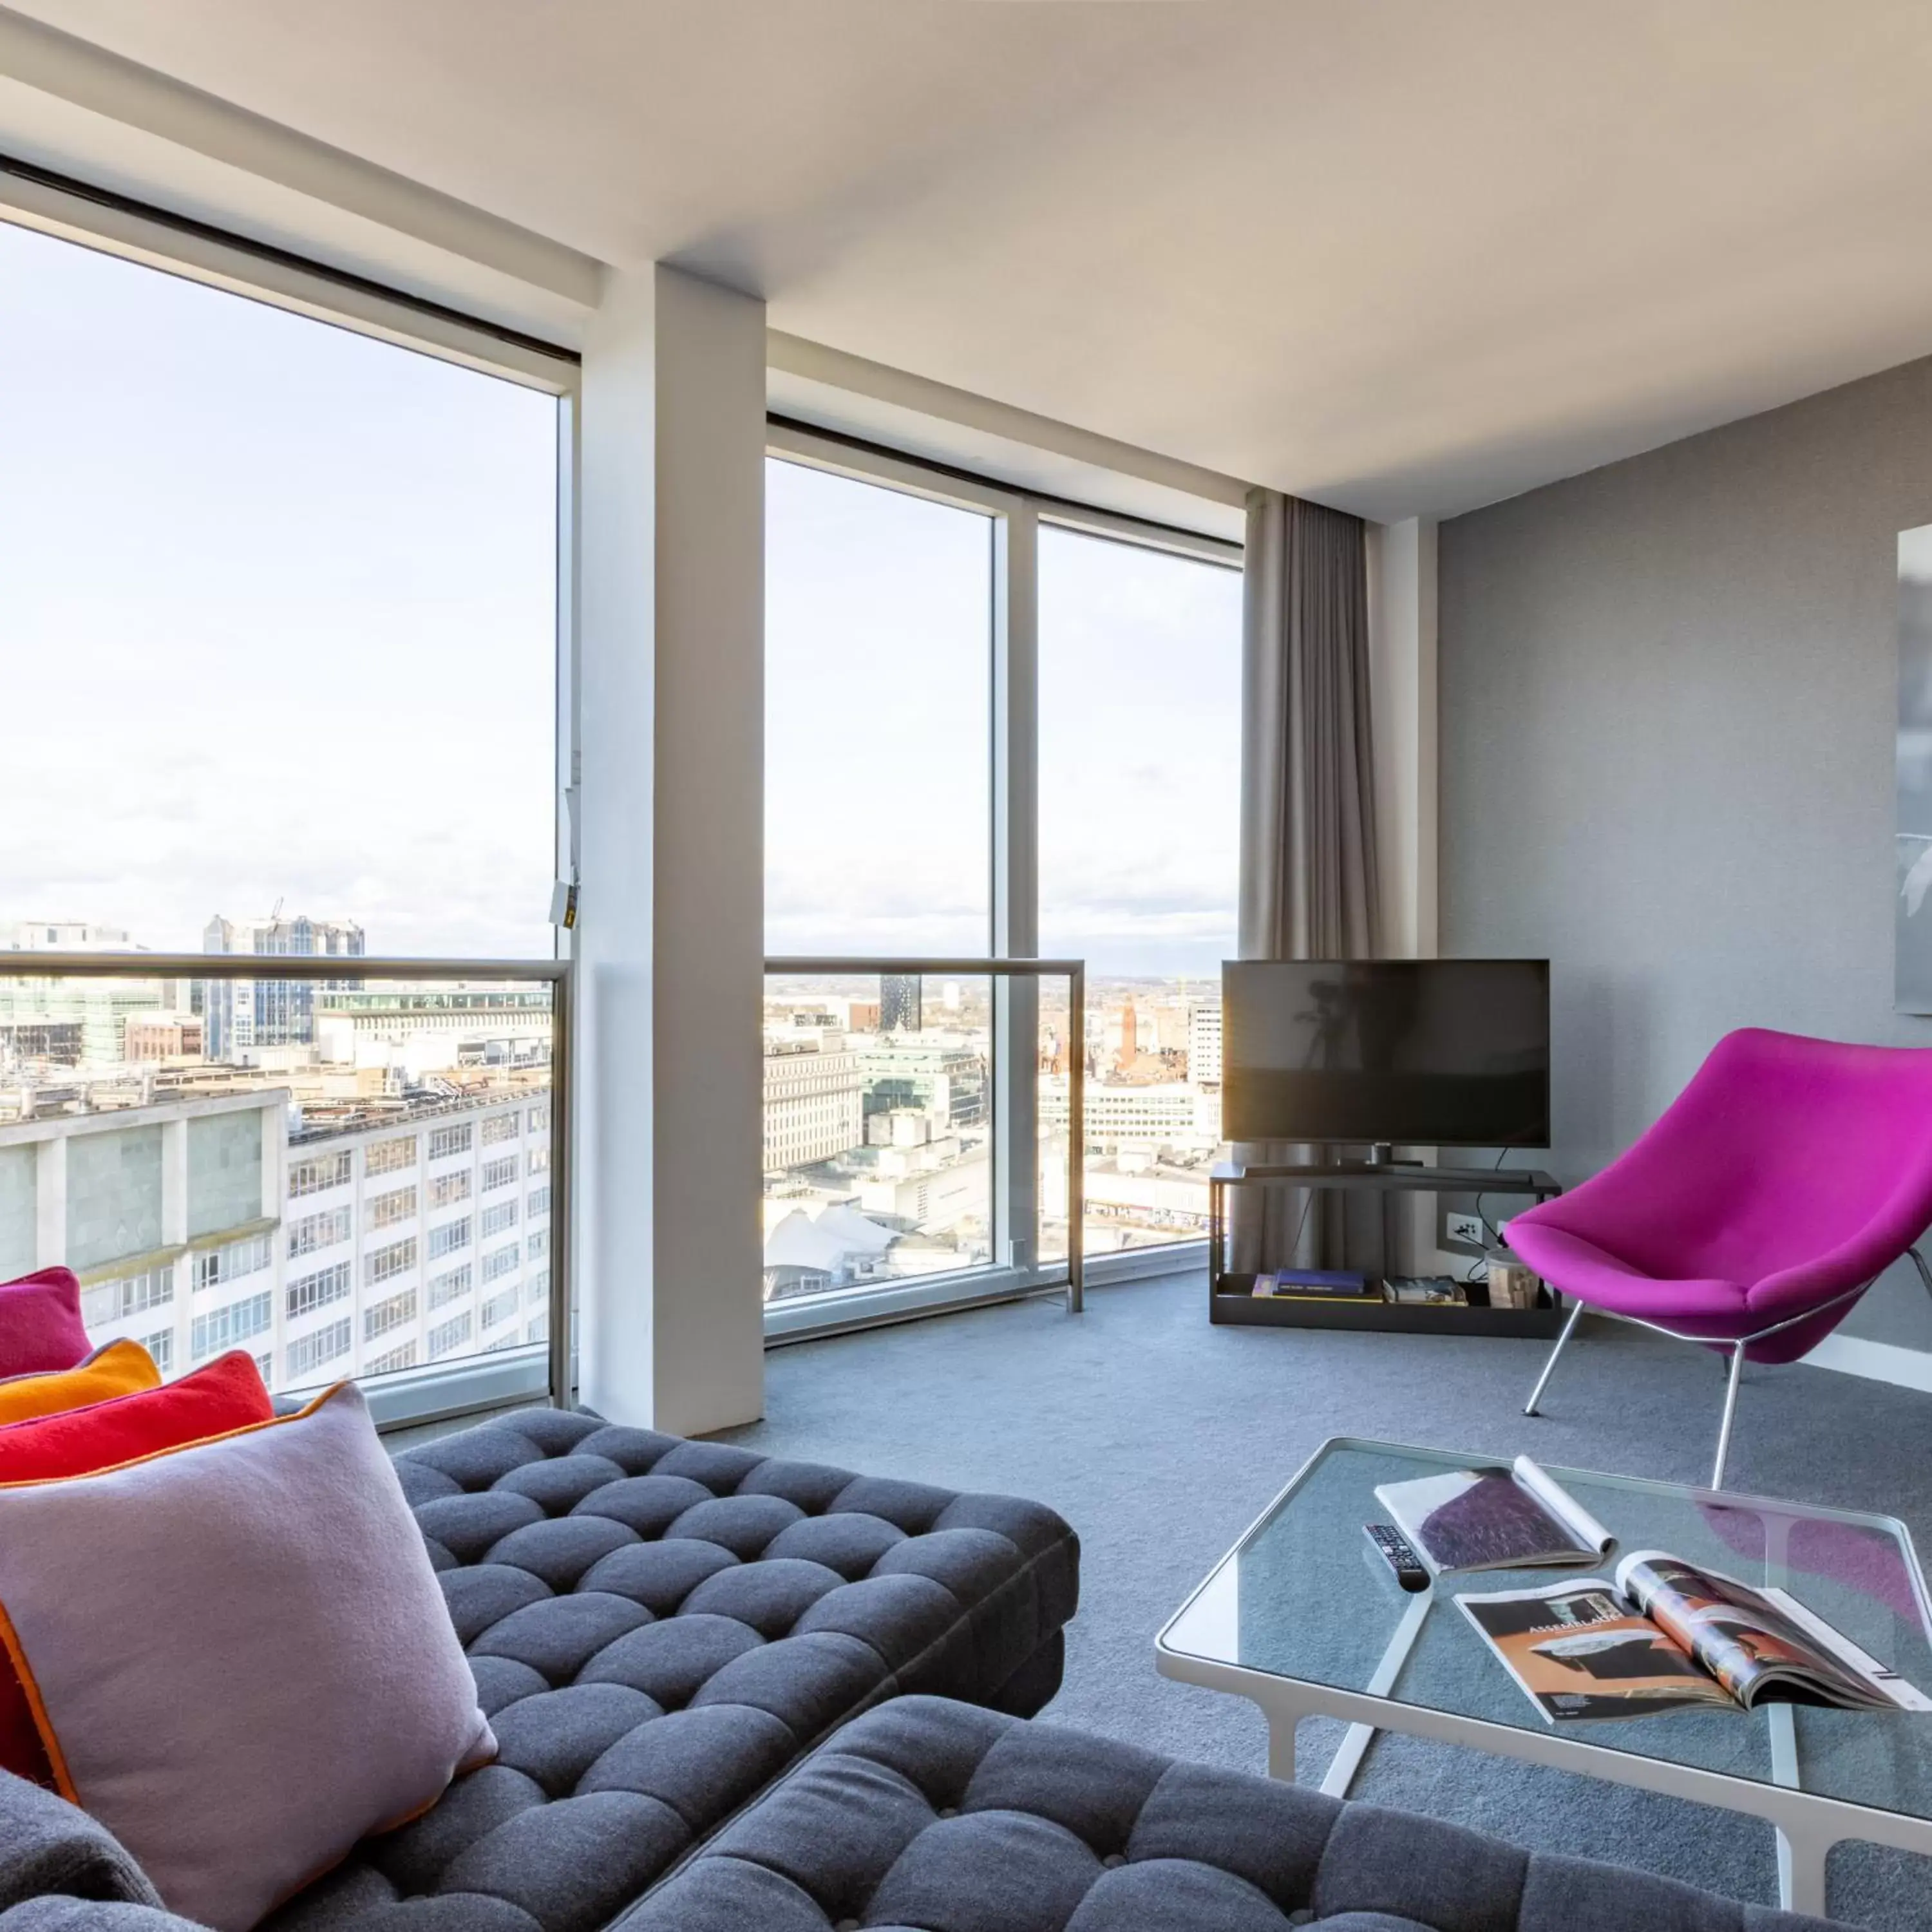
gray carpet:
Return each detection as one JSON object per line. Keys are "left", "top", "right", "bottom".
{"left": 715, "top": 1269, "right": 1932, "bottom": 1929}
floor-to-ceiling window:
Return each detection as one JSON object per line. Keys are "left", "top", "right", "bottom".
{"left": 762, "top": 428, "right": 1240, "bottom": 1330}
{"left": 0, "top": 211, "right": 569, "bottom": 1412}
{"left": 1039, "top": 527, "right": 1242, "bottom": 1258}
{"left": 763, "top": 457, "right": 999, "bottom": 1307}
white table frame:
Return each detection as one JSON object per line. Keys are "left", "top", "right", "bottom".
{"left": 1155, "top": 1437, "right": 1932, "bottom": 1918}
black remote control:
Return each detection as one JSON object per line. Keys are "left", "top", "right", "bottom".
{"left": 1365, "top": 1522, "right": 1430, "bottom": 1591}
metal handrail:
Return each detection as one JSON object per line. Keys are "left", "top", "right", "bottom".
{"left": 764, "top": 956, "right": 1084, "bottom": 1311}
{"left": 1, "top": 954, "right": 567, "bottom": 981}
{"left": 1, "top": 951, "right": 574, "bottom": 1409}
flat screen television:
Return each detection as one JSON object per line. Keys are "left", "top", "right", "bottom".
{"left": 1221, "top": 959, "right": 1550, "bottom": 1148}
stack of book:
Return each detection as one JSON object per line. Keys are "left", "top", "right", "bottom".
{"left": 1248, "top": 1269, "right": 1376, "bottom": 1302}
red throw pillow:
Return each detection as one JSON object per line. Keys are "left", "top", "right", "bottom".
{"left": 0, "top": 1349, "right": 272, "bottom": 1482}
{"left": 0, "top": 1268, "right": 90, "bottom": 1380}
{"left": 0, "top": 1352, "right": 274, "bottom": 1784}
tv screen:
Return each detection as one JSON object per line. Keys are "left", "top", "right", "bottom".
{"left": 1221, "top": 960, "right": 1550, "bottom": 1148}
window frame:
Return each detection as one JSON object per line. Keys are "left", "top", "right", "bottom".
{"left": 0, "top": 171, "right": 578, "bottom": 1428}
{"left": 761, "top": 425, "right": 1240, "bottom": 1341}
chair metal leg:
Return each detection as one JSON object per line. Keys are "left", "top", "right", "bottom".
{"left": 1523, "top": 1300, "right": 1584, "bottom": 1417}
{"left": 1711, "top": 1343, "right": 1746, "bottom": 1489}
{"left": 1910, "top": 1245, "right": 1932, "bottom": 1303}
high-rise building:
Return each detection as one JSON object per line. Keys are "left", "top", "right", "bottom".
{"left": 1188, "top": 1001, "right": 1223, "bottom": 1086}
{"left": 879, "top": 973, "right": 923, "bottom": 1034}
{"left": 201, "top": 914, "right": 365, "bottom": 1060}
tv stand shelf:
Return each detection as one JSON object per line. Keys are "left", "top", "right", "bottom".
{"left": 1208, "top": 1159, "right": 1566, "bottom": 1338}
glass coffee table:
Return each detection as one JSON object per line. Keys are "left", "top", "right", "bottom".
{"left": 1156, "top": 1437, "right": 1932, "bottom": 1917}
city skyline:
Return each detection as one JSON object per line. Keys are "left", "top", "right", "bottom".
{"left": 762, "top": 969, "right": 1227, "bottom": 1294}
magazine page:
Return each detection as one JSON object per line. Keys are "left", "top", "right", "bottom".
{"left": 1510, "top": 1456, "right": 1614, "bottom": 1558}
{"left": 1374, "top": 1463, "right": 1606, "bottom": 1575}
{"left": 1616, "top": 1551, "right": 1932, "bottom": 1712}
{"left": 1456, "top": 1578, "right": 1733, "bottom": 1723}
{"left": 1757, "top": 1586, "right": 1932, "bottom": 1712}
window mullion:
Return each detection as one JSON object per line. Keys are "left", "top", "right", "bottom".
{"left": 992, "top": 502, "right": 1040, "bottom": 1273}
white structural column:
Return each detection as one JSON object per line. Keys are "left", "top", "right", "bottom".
{"left": 1367, "top": 516, "right": 1439, "bottom": 960}
{"left": 576, "top": 263, "right": 767, "bottom": 1434}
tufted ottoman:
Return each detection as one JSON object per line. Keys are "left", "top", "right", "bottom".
{"left": 619, "top": 1696, "right": 1840, "bottom": 1932}
{"left": 266, "top": 1408, "right": 1079, "bottom": 1932}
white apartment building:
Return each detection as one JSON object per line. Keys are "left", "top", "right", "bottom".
{"left": 1040, "top": 1075, "right": 1220, "bottom": 1154}
{"left": 0, "top": 1084, "right": 552, "bottom": 1392}
{"left": 0, "top": 1088, "right": 286, "bottom": 1382}
{"left": 763, "top": 1031, "right": 864, "bottom": 1171}
{"left": 272, "top": 1090, "right": 552, "bottom": 1385}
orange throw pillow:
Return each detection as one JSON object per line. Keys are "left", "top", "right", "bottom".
{"left": 0, "top": 1350, "right": 272, "bottom": 1785}
{"left": 0, "top": 1339, "right": 160, "bottom": 1426}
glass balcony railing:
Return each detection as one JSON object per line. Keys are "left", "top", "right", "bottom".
{"left": 762, "top": 958, "right": 1084, "bottom": 1323}
{"left": 0, "top": 954, "right": 569, "bottom": 1413}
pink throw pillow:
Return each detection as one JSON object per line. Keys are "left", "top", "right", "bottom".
{"left": 0, "top": 1269, "right": 90, "bottom": 1379}
{"left": 0, "top": 1381, "right": 495, "bottom": 1930}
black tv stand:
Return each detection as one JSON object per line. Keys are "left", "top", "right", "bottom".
{"left": 1208, "top": 1157, "right": 1565, "bottom": 1338}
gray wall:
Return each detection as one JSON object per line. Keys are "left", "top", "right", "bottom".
{"left": 1440, "top": 353, "right": 1932, "bottom": 1352}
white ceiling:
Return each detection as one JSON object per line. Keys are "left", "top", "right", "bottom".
{"left": 9, "top": 0, "right": 1932, "bottom": 522}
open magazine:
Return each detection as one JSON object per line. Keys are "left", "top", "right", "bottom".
{"left": 1375, "top": 1456, "right": 1614, "bottom": 1575}
{"left": 1458, "top": 1549, "right": 1932, "bottom": 1723}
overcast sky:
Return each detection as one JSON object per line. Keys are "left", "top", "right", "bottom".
{"left": 3, "top": 217, "right": 1238, "bottom": 980}
{"left": 0, "top": 220, "right": 558, "bottom": 959}
{"left": 766, "top": 462, "right": 1240, "bottom": 978}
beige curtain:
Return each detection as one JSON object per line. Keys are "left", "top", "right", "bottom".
{"left": 1233, "top": 488, "right": 1390, "bottom": 1276}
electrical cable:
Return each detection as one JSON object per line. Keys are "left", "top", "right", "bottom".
{"left": 1450, "top": 1148, "right": 1519, "bottom": 1286}
{"left": 1474, "top": 1145, "right": 1513, "bottom": 1249}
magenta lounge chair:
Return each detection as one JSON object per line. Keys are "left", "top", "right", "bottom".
{"left": 1506, "top": 1027, "right": 1932, "bottom": 1488}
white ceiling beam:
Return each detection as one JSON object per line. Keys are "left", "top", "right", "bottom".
{"left": 768, "top": 328, "right": 1251, "bottom": 513}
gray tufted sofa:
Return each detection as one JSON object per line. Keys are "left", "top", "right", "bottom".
{"left": 621, "top": 1696, "right": 1839, "bottom": 1932}
{"left": 266, "top": 1405, "right": 1081, "bottom": 1930}
{"left": 0, "top": 1408, "right": 1849, "bottom": 1932}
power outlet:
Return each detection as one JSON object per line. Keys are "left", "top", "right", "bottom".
{"left": 1445, "top": 1211, "right": 1487, "bottom": 1251}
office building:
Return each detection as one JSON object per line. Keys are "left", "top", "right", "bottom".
{"left": 762, "top": 1030, "right": 864, "bottom": 1171}
{"left": 201, "top": 914, "right": 365, "bottom": 1059}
